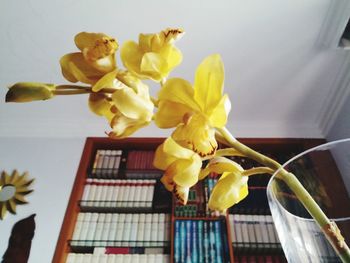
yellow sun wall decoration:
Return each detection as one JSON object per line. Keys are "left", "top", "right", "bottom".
{"left": 0, "top": 170, "right": 34, "bottom": 220}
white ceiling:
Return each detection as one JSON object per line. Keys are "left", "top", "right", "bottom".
{"left": 1, "top": 0, "right": 349, "bottom": 138}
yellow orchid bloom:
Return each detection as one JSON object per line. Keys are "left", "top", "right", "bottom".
{"left": 88, "top": 70, "right": 154, "bottom": 138}
{"left": 201, "top": 157, "right": 248, "bottom": 213}
{"left": 121, "top": 28, "right": 184, "bottom": 82}
{"left": 208, "top": 171, "right": 248, "bottom": 213}
{"left": 60, "top": 32, "right": 118, "bottom": 84}
{"left": 153, "top": 137, "right": 202, "bottom": 204}
{"left": 154, "top": 54, "right": 231, "bottom": 157}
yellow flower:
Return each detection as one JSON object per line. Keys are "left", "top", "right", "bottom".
{"left": 121, "top": 28, "right": 184, "bottom": 82}
{"left": 60, "top": 32, "right": 118, "bottom": 84}
{"left": 88, "top": 70, "right": 154, "bottom": 138}
{"left": 154, "top": 54, "right": 231, "bottom": 157}
{"left": 153, "top": 137, "right": 202, "bottom": 204}
{"left": 201, "top": 157, "right": 248, "bottom": 213}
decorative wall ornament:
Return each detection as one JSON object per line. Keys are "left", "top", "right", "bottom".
{"left": 0, "top": 170, "right": 34, "bottom": 220}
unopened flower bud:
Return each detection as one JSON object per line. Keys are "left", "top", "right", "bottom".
{"left": 6, "top": 82, "right": 56, "bottom": 102}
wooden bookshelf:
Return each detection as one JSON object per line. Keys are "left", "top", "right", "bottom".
{"left": 52, "top": 137, "right": 349, "bottom": 263}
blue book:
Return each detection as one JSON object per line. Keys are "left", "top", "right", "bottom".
{"left": 220, "top": 219, "right": 230, "bottom": 263}
{"left": 214, "top": 220, "right": 223, "bottom": 263}
{"left": 192, "top": 220, "right": 198, "bottom": 263}
{"left": 209, "top": 221, "right": 217, "bottom": 263}
{"left": 180, "top": 220, "right": 186, "bottom": 263}
{"left": 174, "top": 220, "right": 180, "bottom": 263}
{"left": 203, "top": 220, "right": 210, "bottom": 263}
{"left": 186, "top": 220, "right": 192, "bottom": 263}
{"left": 198, "top": 220, "right": 204, "bottom": 263}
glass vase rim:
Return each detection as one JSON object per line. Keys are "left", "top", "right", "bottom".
{"left": 267, "top": 138, "right": 350, "bottom": 222}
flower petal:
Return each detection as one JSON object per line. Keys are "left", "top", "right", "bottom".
{"left": 154, "top": 100, "right": 193, "bottom": 128}
{"left": 75, "top": 32, "right": 118, "bottom": 60}
{"left": 193, "top": 54, "right": 224, "bottom": 112}
{"left": 92, "top": 70, "right": 118, "bottom": 92}
{"left": 88, "top": 93, "right": 114, "bottom": 121}
{"left": 153, "top": 137, "right": 198, "bottom": 170}
{"left": 75, "top": 32, "right": 110, "bottom": 51}
{"left": 111, "top": 88, "right": 154, "bottom": 120}
{"left": 161, "top": 28, "right": 185, "bottom": 44}
{"left": 60, "top": 53, "right": 102, "bottom": 84}
{"left": 162, "top": 137, "right": 197, "bottom": 160}
{"left": 160, "top": 173, "right": 175, "bottom": 191}
{"left": 90, "top": 55, "right": 116, "bottom": 73}
{"left": 172, "top": 115, "right": 217, "bottom": 158}
{"left": 173, "top": 185, "right": 189, "bottom": 205}
{"left": 120, "top": 41, "right": 144, "bottom": 76}
{"left": 158, "top": 78, "right": 199, "bottom": 111}
{"left": 208, "top": 171, "right": 249, "bottom": 212}
{"left": 171, "top": 157, "right": 201, "bottom": 188}
{"left": 108, "top": 113, "right": 149, "bottom": 139}
{"left": 139, "top": 33, "right": 154, "bottom": 51}
{"left": 140, "top": 52, "right": 165, "bottom": 81}
{"left": 204, "top": 157, "right": 243, "bottom": 175}
{"left": 208, "top": 94, "right": 231, "bottom": 128}
{"left": 159, "top": 45, "right": 183, "bottom": 72}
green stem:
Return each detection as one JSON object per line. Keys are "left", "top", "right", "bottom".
{"left": 53, "top": 90, "right": 92, "bottom": 95}
{"left": 216, "top": 127, "right": 350, "bottom": 262}
{"left": 217, "top": 127, "right": 281, "bottom": 171}
{"left": 53, "top": 86, "right": 117, "bottom": 95}
{"left": 56, "top": 85, "right": 92, "bottom": 90}
{"left": 243, "top": 167, "right": 275, "bottom": 176}
{"left": 214, "top": 148, "right": 245, "bottom": 158}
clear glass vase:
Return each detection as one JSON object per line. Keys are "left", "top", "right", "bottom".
{"left": 267, "top": 139, "right": 350, "bottom": 263}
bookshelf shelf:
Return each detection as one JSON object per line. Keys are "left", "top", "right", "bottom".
{"left": 54, "top": 137, "right": 336, "bottom": 263}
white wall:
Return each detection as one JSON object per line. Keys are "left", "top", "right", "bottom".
{"left": 0, "top": 0, "right": 348, "bottom": 138}
{"left": 0, "top": 138, "right": 85, "bottom": 263}
{"left": 326, "top": 92, "right": 350, "bottom": 195}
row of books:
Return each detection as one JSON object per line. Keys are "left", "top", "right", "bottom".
{"left": 66, "top": 253, "right": 169, "bottom": 263}
{"left": 90, "top": 149, "right": 163, "bottom": 179}
{"left": 125, "top": 150, "right": 161, "bottom": 179}
{"left": 233, "top": 254, "right": 287, "bottom": 263}
{"left": 70, "top": 213, "right": 171, "bottom": 247}
{"left": 174, "top": 219, "right": 231, "bottom": 263}
{"left": 126, "top": 151, "right": 156, "bottom": 170}
{"left": 92, "top": 150, "right": 123, "bottom": 178}
{"left": 174, "top": 177, "right": 221, "bottom": 218}
{"left": 228, "top": 214, "right": 281, "bottom": 252}
{"left": 80, "top": 179, "right": 156, "bottom": 209}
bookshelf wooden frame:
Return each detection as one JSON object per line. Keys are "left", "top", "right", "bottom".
{"left": 53, "top": 137, "right": 350, "bottom": 263}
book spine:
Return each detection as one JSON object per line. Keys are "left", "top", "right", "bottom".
{"left": 86, "top": 213, "right": 99, "bottom": 246}
{"left": 137, "top": 213, "right": 145, "bottom": 247}
{"left": 130, "top": 213, "right": 139, "bottom": 247}
{"left": 79, "top": 212, "right": 92, "bottom": 246}
{"left": 109, "top": 214, "right": 119, "bottom": 247}
{"left": 71, "top": 213, "right": 84, "bottom": 246}
{"left": 174, "top": 220, "right": 180, "bottom": 263}
{"left": 192, "top": 220, "right": 198, "bottom": 263}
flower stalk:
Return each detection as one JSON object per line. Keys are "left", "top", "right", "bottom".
{"left": 217, "top": 127, "right": 350, "bottom": 262}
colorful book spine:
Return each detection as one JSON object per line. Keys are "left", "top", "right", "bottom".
{"left": 173, "top": 219, "right": 230, "bottom": 263}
